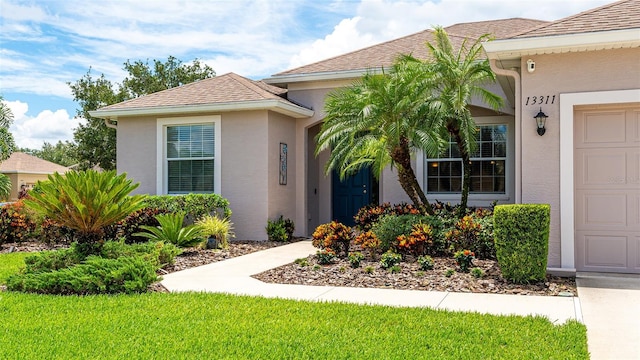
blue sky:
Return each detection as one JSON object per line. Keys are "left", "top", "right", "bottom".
{"left": 1, "top": 0, "right": 612, "bottom": 149}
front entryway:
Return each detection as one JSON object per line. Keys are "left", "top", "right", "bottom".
{"left": 574, "top": 106, "right": 640, "bottom": 273}
{"left": 332, "top": 167, "right": 376, "bottom": 226}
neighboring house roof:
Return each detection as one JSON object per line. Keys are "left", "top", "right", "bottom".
{"left": 267, "top": 18, "right": 547, "bottom": 83}
{"left": 90, "top": 73, "right": 314, "bottom": 119}
{"left": 483, "top": 0, "right": 640, "bottom": 60}
{"left": 0, "top": 152, "right": 69, "bottom": 174}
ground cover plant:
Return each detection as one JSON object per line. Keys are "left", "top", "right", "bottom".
{"left": 0, "top": 291, "right": 588, "bottom": 359}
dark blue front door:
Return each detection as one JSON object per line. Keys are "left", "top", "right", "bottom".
{"left": 332, "top": 167, "right": 373, "bottom": 226}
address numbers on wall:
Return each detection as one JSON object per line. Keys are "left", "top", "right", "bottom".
{"left": 525, "top": 95, "right": 556, "bottom": 106}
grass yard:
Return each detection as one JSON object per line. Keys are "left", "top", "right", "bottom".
{"left": 0, "top": 253, "right": 588, "bottom": 360}
{"left": 0, "top": 252, "right": 30, "bottom": 284}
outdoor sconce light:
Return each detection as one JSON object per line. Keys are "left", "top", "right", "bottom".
{"left": 534, "top": 107, "right": 548, "bottom": 136}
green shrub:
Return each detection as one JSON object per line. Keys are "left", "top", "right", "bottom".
{"left": 372, "top": 214, "right": 443, "bottom": 252}
{"left": 266, "top": 215, "right": 294, "bottom": 242}
{"left": 134, "top": 212, "right": 205, "bottom": 248}
{"left": 0, "top": 200, "right": 37, "bottom": 245}
{"left": 348, "top": 252, "right": 364, "bottom": 268}
{"left": 22, "top": 247, "right": 83, "bottom": 273}
{"left": 0, "top": 173, "right": 10, "bottom": 200}
{"left": 104, "top": 207, "right": 170, "bottom": 243}
{"left": 315, "top": 249, "right": 336, "bottom": 265}
{"left": 7, "top": 255, "right": 158, "bottom": 295}
{"left": 143, "top": 194, "right": 232, "bottom": 223}
{"left": 454, "top": 250, "right": 475, "bottom": 273}
{"left": 100, "top": 240, "right": 180, "bottom": 267}
{"left": 417, "top": 255, "right": 434, "bottom": 270}
{"left": 493, "top": 204, "right": 550, "bottom": 284}
{"left": 380, "top": 250, "right": 402, "bottom": 269}
{"left": 445, "top": 209, "right": 495, "bottom": 259}
{"left": 471, "top": 267, "right": 484, "bottom": 278}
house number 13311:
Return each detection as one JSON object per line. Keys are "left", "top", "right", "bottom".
{"left": 525, "top": 95, "right": 555, "bottom": 105}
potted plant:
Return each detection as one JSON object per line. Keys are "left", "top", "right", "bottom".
{"left": 196, "top": 215, "right": 234, "bottom": 249}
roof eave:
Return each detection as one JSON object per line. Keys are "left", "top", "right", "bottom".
{"left": 89, "top": 99, "right": 314, "bottom": 120}
{"left": 482, "top": 28, "right": 640, "bottom": 60}
{"left": 264, "top": 68, "right": 386, "bottom": 86}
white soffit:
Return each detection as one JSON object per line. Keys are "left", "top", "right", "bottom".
{"left": 482, "top": 29, "right": 640, "bottom": 60}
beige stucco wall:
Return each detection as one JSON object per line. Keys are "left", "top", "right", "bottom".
{"left": 267, "top": 111, "right": 297, "bottom": 227}
{"left": 221, "top": 111, "right": 269, "bottom": 240}
{"left": 1, "top": 173, "right": 52, "bottom": 201}
{"left": 116, "top": 115, "right": 157, "bottom": 194}
{"left": 519, "top": 48, "right": 640, "bottom": 268}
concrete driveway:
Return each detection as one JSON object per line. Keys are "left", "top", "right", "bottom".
{"left": 576, "top": 273, "right": 640, "bottom": 360}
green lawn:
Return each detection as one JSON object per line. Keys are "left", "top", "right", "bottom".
{"left": 0, "top": 253, "right": 588, "bottom": 359}
{"left": 0, "top": 251, "right": 29, "bottom": 284}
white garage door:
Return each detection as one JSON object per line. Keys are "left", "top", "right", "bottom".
{"left": 574, "top": 106, "right": 640, "bottom": 273}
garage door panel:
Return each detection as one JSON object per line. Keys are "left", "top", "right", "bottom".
{"left": 576, "top": 193, "right": 627, "bottom": 228}
{"left": 578, "top": 111, "right": 626, "bottom": 145}
{"left": 579, "top": 234, "right": 627, "bottom": 269}
{"left": 575, "top": 106, "right": 640, "bottom": 274}
{"left": 576, "top": 149, "right": 627, "bottom": 186}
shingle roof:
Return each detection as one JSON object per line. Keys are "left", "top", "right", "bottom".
{"left": 0, "top": 152, "right": 69, "bottom": 174}
{"left": 512, "top": 0, "right": 640, "bottom": 38}
{"left": 274, "top": 18, "right": 548, "bottom": 77}
{"left": 99, "top": 72, "right": 290, "bottom": 111}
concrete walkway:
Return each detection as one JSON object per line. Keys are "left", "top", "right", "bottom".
{"left": 576, "top": 272, "right": 640, "bottom": 360}
{"left": 162, "top": 241, "right": 640, "bottom": 359}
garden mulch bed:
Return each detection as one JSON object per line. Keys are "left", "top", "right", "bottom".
{"left": 253, "top": 254, "right": 577, "bottom": 296}
{"left": 2, "top": 240, "right": 577, "bottom": 297}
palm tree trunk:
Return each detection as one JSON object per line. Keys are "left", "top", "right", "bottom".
{"left": 391, "top": 138, "right": 434, "bottom": 215}
{"left": 450, "top": 126, "right": 470, "bottom": 218}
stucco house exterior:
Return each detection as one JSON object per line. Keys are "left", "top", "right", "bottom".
{"left": 91, "top": 0, "right": 639, "bottom": 274}
{"left": 0, "top": 152, "right": 70, "bottom": 201}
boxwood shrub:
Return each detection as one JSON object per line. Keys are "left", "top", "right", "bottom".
{"left": 493, "top": 204, "right": 550, "bottom": 283}
{"left": 143, "top": 194, "right": 232, "bottom": 224}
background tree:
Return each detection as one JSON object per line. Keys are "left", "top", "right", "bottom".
{"left": 20, "top": 141, "right": 78, "bottom": 167}
{"left": 316, "top": 61, "right": 442, "bottom": 214}
{"left": 405, "top": 27, "right": 503, "bottom": 216}
{"left": 69, "top": 57, "right": 215, "bottom": 170}
{"left": 0, "top": 95, "right": 16, "bottom": 162}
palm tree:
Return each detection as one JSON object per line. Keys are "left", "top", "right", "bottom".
{"left": 0, "top": 95, "right": 16, "bottom": 162}
{"left": 405, "top": 27, "right": 504, "bottom": 216}
{"left": 316, "top": 61, "right": 443, "bottom": 214}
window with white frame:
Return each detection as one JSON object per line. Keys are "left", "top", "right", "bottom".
{"left": 166, "top": 123, "right": 215, "bottom": 194}
{"left": 426, "top": 124, "right": 507, "bottom": 194}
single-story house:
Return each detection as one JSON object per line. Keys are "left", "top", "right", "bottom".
{"left": 0, "top": 152, "right": 70, "bottom": 201}
{"left": 91, "top": 0, "right": 639, "bottom": 274}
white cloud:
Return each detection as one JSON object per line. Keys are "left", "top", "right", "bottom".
{"left": 5, "top": 100, "right": 84, "bottom": 149}
{"left": 286, "top": 0, "right": 613, "bottom": 69}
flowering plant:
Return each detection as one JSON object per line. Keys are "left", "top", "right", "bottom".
{"left": 311, "top": 221, "right": 353, "bottom": 257}
{"left": 396, "top": 223, "right": 433, "bottom": 255}
{"left": 454, "top": 249, "right": 475, "bottom": 272}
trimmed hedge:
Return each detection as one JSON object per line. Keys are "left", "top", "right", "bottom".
{"left": 143, "top": 194, "right": 232, "bottom": 223}
{"left": 493, "top": 204, "right": 550, "bottom": 283}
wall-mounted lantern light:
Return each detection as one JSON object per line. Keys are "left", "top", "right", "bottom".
{"left": 534, "top": 107, "right": 548, "bottom": 136}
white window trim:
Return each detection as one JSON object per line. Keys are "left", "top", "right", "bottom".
{"left": 156, "top": 115, "right": 222, "bottom": 195}
{"left": 417, "top": 116, "right": 514, "bottom": 203}
{"left": 559, "top": 89, "right": 640, "bottom": 271}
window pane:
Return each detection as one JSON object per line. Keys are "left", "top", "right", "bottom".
{"left": 425, "top": 124, "right": 507, "bottom": 194}
{"left": 166, "top": 122, "right": 215, "bottom": 194}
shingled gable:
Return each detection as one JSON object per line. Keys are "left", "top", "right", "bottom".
{"left": 265, "top": 18, "right": 547, "bottom": 84}
{"left": 483, "top": 0, "right": 640, "bottom": 60}
{"left": 90, "top": 72, "right": 313, "bottom": 119}
{"left": 0, "top": 152, "right": 69, "bottom": 174}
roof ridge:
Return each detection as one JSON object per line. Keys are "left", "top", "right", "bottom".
{"left": 508, "top": 0, "right": 635, "bottom": 38}
{"left": 275, "top": 28, "right": 434, "bottom": 76}
{"left": 226, "top": 72, "right": 282, "bottom": 100}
